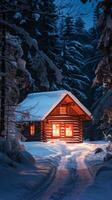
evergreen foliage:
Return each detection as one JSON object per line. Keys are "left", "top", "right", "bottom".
{"left": 74, "top": 17, "right": 85, "bottom": 32}
{"left": 0, "top": 0, "right": 62, "bottom": 138}
{"left": 61, "top": 16, "right": 91, "bottom": 105}
{"left": 1, "top": 0, "right": 112, "bottom": 141}
{"left": 37, "top": 0, "right": 58, "bottom": 61}
{"left": 4, "top": 0, "right": 62, "bottom": 93}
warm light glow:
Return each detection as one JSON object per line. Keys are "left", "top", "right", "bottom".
{"left": 30, "top": 124, "right": 35, "bottom": 136}
{"left": 60, "top": 106, "right": 66, "bottom": 114}
{"left": 65, "top": 124, "right": 73, "bottom": 137}
{"left": 52, "top": 124, "right": 60, "bottom": 137}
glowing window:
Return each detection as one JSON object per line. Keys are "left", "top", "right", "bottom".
{"left": 60, "top": 106, "right": 66, "bottom": 114}
{"left": 65, "top": 124, "right": 73, "bottom": 137}
{"left": 52, "top": 124, "right": 60, "bottom": 137}
{"left": 30, "top": 124, "right": 35, "bottom": 136}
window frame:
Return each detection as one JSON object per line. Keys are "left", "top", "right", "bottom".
{"left": 60, "top": 106, "right": 67, "bottom": 115}
{"left": 30, "top": 124, "right": 35, "bottom": 136}
{"left": 52, "top": 123, "right": 60, "bottom": 137}
{"left": 65, "top": 123, "right": 73, "bottom": 137}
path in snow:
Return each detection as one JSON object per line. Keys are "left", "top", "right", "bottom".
{"left": 65, "top": 146, "right": 94, "bottom": 200}
{"left": 38, "top": 154, "right": 74, "bottom": 200}
{"left": 37, "top": 144, "right": 100, "bottom": 200}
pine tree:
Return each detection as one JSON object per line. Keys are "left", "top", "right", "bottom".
{"left": 81, "top": 0, "right": 112, "bottom": 139}
{"left": 10, "top": 0, "right": 40, "bottom": 38}
{"left": 0, "top": 1, "right": 32, "bottom": 138}
{"left": 81, "top": 0, "right": 112, "bottom": 89}
{"left": 84, "top": 27, "right": 102, "bottom": 108}
{"left": 0, "top": 0, "right": 62, "bottom": 139}
{"left": 4, "top": 0, "right": 62, "bottom": 92}
{"left": 92, "top": 1, "right": 112, "bottom": 137}
{"left": 61, "top": 16, "right": 90, "bottom": 105}
{"left": 74, "top": 16, "right": 90, "bottom": 44}
{"left": 74, "top": 17, "right": 85, "bottom": 32}
{"left": 37, "top": 0, "right": 58, "bottom": 61}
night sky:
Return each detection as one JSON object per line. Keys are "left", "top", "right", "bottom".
{"left": 55, "top": 0, "right": 97, "bottom": 29}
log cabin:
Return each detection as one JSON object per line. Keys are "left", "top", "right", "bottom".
{"left": 16, "top": 90, "right": 92, "bottom": 142}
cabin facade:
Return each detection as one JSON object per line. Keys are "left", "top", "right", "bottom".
{"left": 16, "top": 90, "right": 92, "bottom": 143}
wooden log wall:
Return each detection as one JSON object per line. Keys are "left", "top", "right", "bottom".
{"left": 44, "top": 116, "right": 83, "bottom": 143}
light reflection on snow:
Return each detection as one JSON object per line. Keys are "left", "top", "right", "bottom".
{"left": 21, "top": 141, "right": 108, "bottom": 200}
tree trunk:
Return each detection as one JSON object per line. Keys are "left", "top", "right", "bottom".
{"left": 0, "top": 13, "right": 6, "bottom": 136}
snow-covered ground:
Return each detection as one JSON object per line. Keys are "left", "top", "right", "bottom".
{"left": 23, "top": 141, "right": 68, "bottom": 158}
{"left": 0, "top": 140, "right": 111, "bottom": 200}
{"left": 0, "top": 141, "right": 63, "bottom": 200}
{"left": 23, "top": 141, "right": 107, "bottom": 200}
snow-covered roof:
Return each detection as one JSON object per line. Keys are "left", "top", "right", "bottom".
{"left": 16, "top": 90, "right": 92, "bottom": 122}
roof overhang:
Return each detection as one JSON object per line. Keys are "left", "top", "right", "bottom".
{"left": 42, "top": 91, "right": 92, "bottom": 121}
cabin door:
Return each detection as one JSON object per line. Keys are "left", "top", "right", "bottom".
{"left": 65, "top": 124, "right": 73, "bottom": 137}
